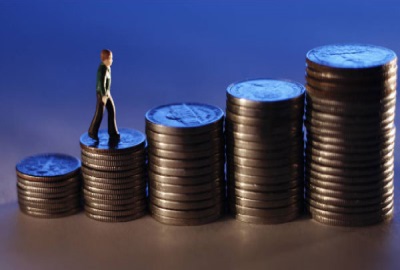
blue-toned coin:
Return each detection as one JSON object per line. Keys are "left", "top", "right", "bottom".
{"left": 16, "top": 153, "right": 81, "bottom": 180}
{"left": 227, "top": 79, "right": 305, "bottom": 106}
{"left": 80, "top": 128, "right": 146, "bottom": 154}
{"left": 306, "top": 44, "right": 397, "bottom": 70}
{"left": 146, "top": 103, "right": 224, "bottom": 134}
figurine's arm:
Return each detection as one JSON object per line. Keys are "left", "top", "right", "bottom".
{"left": 99, "top": 65, "right": 107, "bottom": 96}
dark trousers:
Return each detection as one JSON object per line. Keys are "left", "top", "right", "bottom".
{"left": 88, "top": 93, "right": 119, "bottom": 137}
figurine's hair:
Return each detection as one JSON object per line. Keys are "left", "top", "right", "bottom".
{"left": 100, "top": 49, "right": 112, "bottom": 61}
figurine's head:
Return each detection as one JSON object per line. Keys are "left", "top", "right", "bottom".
{"left": 101, "top": 49, "right": 113, "bottom": 67}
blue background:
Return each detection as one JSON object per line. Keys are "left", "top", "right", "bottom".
{"left": 0, "top": 0, "right": 399, "bottom": 204}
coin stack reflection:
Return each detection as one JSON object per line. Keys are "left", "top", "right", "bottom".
{"left": 226, "top": 79, "right": 305, "bottom": 224}
{"left": 146, "top": 103, "right": 225, "bottom": 225}
{"left": 305, "top": 44, "right": 397, "bottom": 226}
{"left": 80, "top": 128, "right": 147, "bottom": 222}
{"left": 16, "top": 153, "right": 82, "bottom": 218}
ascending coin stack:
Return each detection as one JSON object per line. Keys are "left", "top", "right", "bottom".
{"left": 146, "top": 103, "right": 225, "bottom": 225}
{"left": 226, "top": 79, "right": 305, "bottom": 224}
{"left": 305, "top": 44, "right": 397, "bottom": 226}
{"left": 80, "top": 128, "right": 147, "bottom": 222}
{"left": 16, "top": 153, "right": 81, "bottom": 218}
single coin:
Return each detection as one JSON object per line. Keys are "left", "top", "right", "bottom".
{"left": 16, "top": 153, "right": 81, "bottom": 181}
{"left": 145, "top": 103, "right": 224, "bottom": 135}
{"left": 16, "top": 181, "right": 80, "bottom": 194}
{"left": 229, "top": 187, "right": 301, "bottom": 201}
{"left": 305, "top": 190, "right": 393, "bottom": 207}
{"left": 148, "top": 169, "right": 224, "bottom": 186}
{"left": 226, "top": 100, "right": 304, "bottom": 118}
{"left": 149, "top": 187, "right": 223, "bottom": 202}
{"left": 147, "top": 137, "right": 223, "bottom": 152}
{"left": 80, "top": 154, "right": 145, "bottom": 167}
{"left": 82, "top": 172, "right": 146, "bottom": 184}
{"left": 84, "top": 204, "right": 146, "bottom": 217}
{"left": 18, "top": 199, "right": 80, "bottom": 210}
{"left": 150, "top": 210, "right": 222, "bottom": 226}
{"left": 148, "top": 146, "right": 223, "bottom": 160}
{"left": 226, "top": 109, "right": 302, "bottom": 127}
{"left": 80, "top": 128, "right": 146, "bottom": 154}
{"left": 19, "top": 207, "right": 81, "bottom": 218}
{"left": 226, "top": 137, "right": 303, "bottom": 151}
{"left": 232, "top": 210, "right": 301, "bottom": 224}
{"left": 232, "top": 163, "right": 302, "bottom": 177}
{"left": 226, "top": 128, "right": 303, "bottom": 144}
{"left": 230, "top": 195, "right": 301, "bottom": 209}
{"left": 305, "top": 175, "right": 393, "bottom": 192}
{"left": 148, "top": 162, "right": 223, "bottom": 177}
{"left": 83, "top": 194, "right": 146, "bottom": 205}
{"left": 146, "top": 128, "right": 223, "bottom": 145}
{"left": 229, "top": 154, "right": 302, "bottom": 169}
{"left": 232, "top": 180, "right": 300, "bottom": 192}
{"left": 305, "top": 139, "right": 395, "bottom": 155}
{"left": 149, "top": 154, "right": 224, "bottom": 169}
{"left": 17, "top": 187, "right": 80, "bottom": 199}
{"left": 228, "top": 171, "right": 301, "bottom": 185}
{"left": 149, "top": 203, "right": 222, "bottom": 219}
{"left": 150, "top": 196, "right": 222, "bottom": 211}
{"left": 230, "top": 203, "right": 301, "bottom": 218}
{"left": 150, "top": 179, "right": 222, "bottom": 194}
{"left": 82, "top": 188, "right": 144, "bottom": 200}
{"left": 85, "top": 200, "right": 146, "bottom": 211}
{"left": 81, "top": 148, "right": 146, "bottom": 161}
{"left": 81, "top": 161, "right": 145, "bottom": 172}
{"left": 306, "top": 197, "right": 393, "bottom": 215}
{"left": 85, "top": 211, "right": 146, "bottom": 222}
{"left": 226, "top": 79, "right": 305, "bottom": 108}
{"left": 17, "top": 176, "right": 81, "bottom": 188}
{"left": 227, "top": 144, "right": 303, "bottom": 160}
{"left": 17, "top": 194, "right": 80, "bottom": 204}
{"left": 83, "top": 184, "right": 146, "bottom": 195}
{"left": 18, "top": 203, "right": 80, "bottom": 214}
{"left": 306, "top": 181, "right": 393, "bottom": 200}
{"left": 81, "top": 165, "right": 145, "bottom": 178}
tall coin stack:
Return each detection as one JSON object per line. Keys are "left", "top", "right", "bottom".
{"left": 226, "top": 79, "right": 305, "bottom": 224}
{"left": 80, "top": 128, "right": 147, "bottom": 222}
{"left": 305, "top": 44, "right": 397, "bottom": 226}
{"left": 16, "top": 153, "right": 81, "bottom": 218}
{"left": 146, "top": 103, "right": 225, "bottom": 225}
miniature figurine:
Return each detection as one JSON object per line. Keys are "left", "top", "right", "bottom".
{"left": 88, "top": 49, "right": 120, "bottom": 141}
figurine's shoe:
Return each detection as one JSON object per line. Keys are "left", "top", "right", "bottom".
{"left": 109, "top": 133, "right": 120, "bottom": 141}
{"left": 88, "top": 132, "right": 99, "bottom": 141}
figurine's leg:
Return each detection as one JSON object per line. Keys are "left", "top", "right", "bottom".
{"left": 88, "top": 94, "right": 105, "bottom": 139}
{"left": 106, "top": 94, "right": 120, "bottom": 139}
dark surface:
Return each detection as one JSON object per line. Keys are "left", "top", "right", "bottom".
{"left": 1, "top": 1, "right": 400, "bottom": 269}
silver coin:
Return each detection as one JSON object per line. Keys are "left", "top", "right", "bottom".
{"left": 229, "top": 187, "right": 301, "bottom": 201}
{"left": 81, "top": 165, "right": 145, "bottom": 178}
{"left": 83, "top": 194, "right": 146, "bottom": 205}
{"left": 228, "top": 171, "right": 301, "bottom": 185}
{"left": 230, "top": 203, "right": 301, "bottom": 218}
{"left": 227, "top": 144, "right": 303, "bottom": 160}
{"left": 149, "top": 187, "right": 223, "bottom": 202}
{"left": 20, "top": 207, "right": 81, "bottom": 219}
{"left": 305, "top": 139, "right": 395, "bottom": 155}
{"left": 146, "top": 129, "right": 223, "bottom": 145}
{"left": 17, "top": 194, "right": 80, "bottom": 204}
{"left": 226, "top": 100, "right": 304, "bottom": 118}
{"left": 82, "top": 172, "right": 147, "bottom": 184}
{"left": 149, "top": 203, "right": 222, "bottom": 219}
{"left": 150, "top": 196, "right": 222, "bottom": 211}
{"left": 231, "top": 163, "right": 302, "bottom": 178}
{"left": 80, "top": 128, "right": 146, "bottom": 155}
{"left": 226, "top": 110, "right": 303, "bottom": 128}
{"left": 228, "top": 155, "right": 302, "bottom": 169}
{"left": 16, "top": 153, "right": 81, "bottom": 181}
{"left": 306, "top": 168, "right": 394, "bottom": 184}
{"left": 230, "top": 195, "right": 301, "bottom": 209}
{"left": 84, "top": 199, "right": 147, "bottom": 211}
{"left": 226, "top": 128, "right": 303, "bottom": 143}
{"left": 227, "top": 79, "right": 305, "bottom": 108}
{"left": 227, "top": 137, "right": 303, "bottom": 151}
{"left": 149, "top": 154, "right": 224, "bottom": 169}
{"left": 18, "top": 199, "right": 80, "bottom": 210}
{"left": 225, "top": 120, "right": 302, "bottom": 136}
{"left": 150, "top": 179, "right": 222, "bottom": 194}
{"left": 148, "top": 169, "right": 224, "bottom": 186}
{"left": 81, "top": 161, "right": 145, "bottom": 172}
{"left": 232, "top": 210, "right": 300, "bottom": 224}
{"left": 145, "top": 102, "right": 224, "bottom": 135}
{"left": 81, "top": 154, "right": 146, "bottom": 167}
{"left": 17, "top": 187, "right": 80, "bottom": 199}
{"left": 309, "top": 210, "right": 393, "bottom": 227}
{"left": 148, "top": 146, "right": 223, "bottom": 160}
{"left": 85, "top": 211, "right": 146, "bottom": 222}
{"left": 81, "top": 148, "right": 146, "bottom": 161}
{"left": 82, "top": 188, "right": 144, "bottom": 200}
{"left": 17, "top": 176, "right": 81, "bottom": 188}
{"left": 148, "top": 162, "right": 224, "bottom": 177}
{"left": 232, "top": 179, "right": 300, "bottom": 192}
{"left": 84, "top": 203, "right": 146, "bottom": 217}
{"left": 19, "top": 203, "right": 81, "bottom": 214}
{"left": 83, "top": 179, "right": 145, "bottom": 190}
{"left": 151, "top": 210, "right": 222, "bottom": 226}
{"left": 16, "top": 181, "right": 80, "bottom": 194}
{"left": 83, "top": 184, "right": 146, "bottom": 195}
{"left": 148, "top": 137, "right": 223, "bottom": 152}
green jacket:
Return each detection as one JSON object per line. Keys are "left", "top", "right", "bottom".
{"left": 96, "top": 63, "right": 111, "bottom": 96}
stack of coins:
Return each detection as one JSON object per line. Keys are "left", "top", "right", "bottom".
{"left": 305, "top": 44, "right": 397, "bottom": 226}
{"left": 16, "top": 153, "right": 81, "bottom": 218}
{"left": 226, "top": 79, "right": 305, "bottom": 224}
{"left": 146, "top": 103, "right": 225, "bottom": 225}
{"left": 80, "top": 128, "right": 147, "bottom": 222}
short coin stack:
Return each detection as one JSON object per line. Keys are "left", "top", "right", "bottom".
{"left": 226, "top": 79, "right": 305, "bottom": 224}
{"left": 16, "top": 153, "right": 81, "bottom": 218}
{"left": 80, "top": 128, "right": 147, "bottom": 222}
{"left": 305, "top": 44, "right": 397, "bottom": 226}
{"left": 146, "top": 103, "right": 225, "bottom": 225}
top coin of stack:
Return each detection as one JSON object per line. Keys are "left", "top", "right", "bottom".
{"left": 146, "top": 103, "right": 225, "bottom": 225}
{"left": 304, "top": 44, "right": 397, "bottom": 226}
{"left": 16, "top": 153, "right": 82, "bottom": 218}
{"left": 226, "top": 79, "right": 305, "bottom": 224}
{"left": 80, "top": 128, "right": 147, "bottom": 222}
